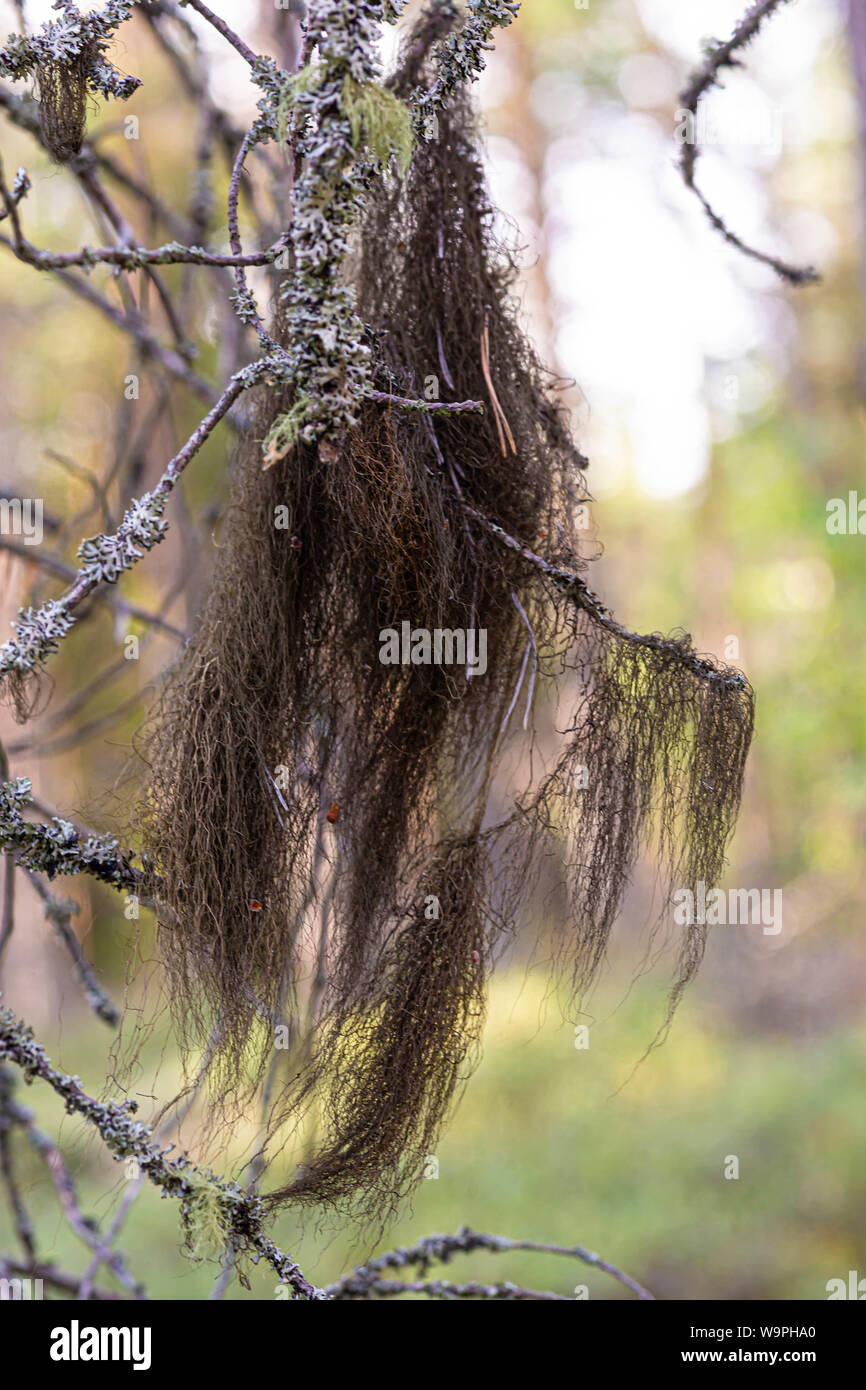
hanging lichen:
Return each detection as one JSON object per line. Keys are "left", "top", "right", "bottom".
{"left": 342, "top": 74, "right": 414, "bottom": 171}
{"left": 262, "top": 398, "right": 315, "bottom": 470}
{"left": 141, "top": 48, "right": 754, "bottom": 1224}
{"left": 181, "top": 1172, "right": 229, "bottom": 1263}
{"left": 34, "top": 40, "right": 95, "bottom": 162}
{"left": 0, "top": 1, "right": 142, "bottom": 165}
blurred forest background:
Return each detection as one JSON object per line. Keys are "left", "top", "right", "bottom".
{"left": 0, "top": 0, "right": 864, "bottom": 1300}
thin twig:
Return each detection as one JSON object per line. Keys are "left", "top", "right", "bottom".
{"left": 0, "top": 852, "right": 14, "bottom": 962}
{"left": 0, "top": 536, "right": 185, "bottom": 641}
{"left": 3, "top": 1081, "right": 143, "bottom": 1295}
{"left": 327, "top": 1226, "right": 655, "bottom": 1300}
{"left": 26, "top": 871, "right": 119, "bottom": 1027}
{"left": 0, "top": 1067, "right": 36, "bottom": 1261}
{"left": 678, "top": 0, "right": 818, "bottom": 285}
{"left": 462, "top": 501, "right": 750, "bottom": 689}
{"left": 368, "top": 389, "right": 484, "bottom": 416}
{"left": 0, "top": 1255, "right": 124, "bottom": 1299}
{"left": 179, "top": 0, "right": 260, "bottom": 68}
{"left": 0, "top": 1005, "right": 326, "bottom": 1300}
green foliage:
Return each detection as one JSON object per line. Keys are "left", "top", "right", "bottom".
{"left": 4, "top": 970, "right": 863, "bottom": 1298}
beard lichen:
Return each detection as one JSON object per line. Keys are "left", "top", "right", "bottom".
{"left": 342, "top": 74, "right": 414, "bottom": 172}
{"left": 140, "top": 70, "right": 754, "bottom": 1228}
{"left": 35, "top": 39, "right": 97, "bottom": 163}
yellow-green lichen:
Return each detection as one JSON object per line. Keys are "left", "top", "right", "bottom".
{"left": 276, "top": 60, "right": 326, "bottom": 152}
{"left": 182, "top": 1171, "right": 228, "bottom": 1262}
{"left": 262, "top": 399, "right": 315, "bottom": 469}
{"left": 342, "top": 75, "right": 414, "bottom": 173}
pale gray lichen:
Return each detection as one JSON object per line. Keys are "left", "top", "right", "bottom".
{"left": 0, "top": 0, "right": 141, "bottom": 102}
{"left": 0, "top": 600, "right": 77, "bottom": 674}
{"left": 0, "top": 777, "right": 137, "bottom": 889}
{"left": 413, "top": 0, "right": 520, "bottom": 134}
{"left": 0, "top": 491, "right": 168, "bottom": 678}
{"left": 273, "top": 0, "right": 408, "bottom": 449}
{"left": 76, "top": 490, "right": 169, "bottom": 585}
{"left": 265, "top": 0, "right": 520, "bottom": 457}
{"left": 11, "top": 166, "right": 30, "bottom": 201}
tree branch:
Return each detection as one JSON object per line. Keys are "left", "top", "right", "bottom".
{"left": 677, "top": 0, "right": 818, "bottom": 285}
{"left": 0, "top": 1004, "right": 327, "bottom": 1300}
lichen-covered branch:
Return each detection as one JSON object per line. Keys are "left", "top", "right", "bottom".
{"left": 270, "top": 2, "right": 405, "bottom": 452}
{"left": 413, "top": 0, "right": 520, "bottom": 133}
{"left": 0, "top": 1005, "right": 326, "bottom": 1300}
{"left": 0, "top": 231, "right": 287, "bottom": 272}
{"left": 265, "top": 0, "right": 522, "bottom": 462}
{"left": 368, "top": 389, "right": 484, "bottom": 416}
{"left": 461, "top": 502, "right": 749, "bottom": 689}
{"left": 0, "top": 366, "right": 264, "bottom": 683}
{"left": 0, "top": 535, "right": 184, "bottom": 641}
{"left": 0, "top": 778, "right": 137, "bottom": 890}
{"left": 327, "top": 1226, "right": 655, "bottom": 1300}
{"left": 0, "top": 0, "right": 141, "bottom": 100}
